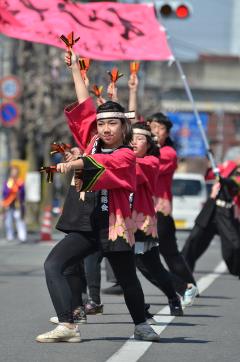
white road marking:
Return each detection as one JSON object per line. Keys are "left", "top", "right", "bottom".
{"left": 105, "top": 261, "right": 226, "bottom": 362}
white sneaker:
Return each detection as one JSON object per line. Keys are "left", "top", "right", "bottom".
{"left": 49, "top": 316, "right": 59, "bottom": 325}
{"left": 181, "top": 285, "right": 198, "bottom": 307}
{"left": 36, "top": 325, "right": 81, "bottom": 343}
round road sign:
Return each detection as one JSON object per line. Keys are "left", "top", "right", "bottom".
{"left": 0, "top": 102, "right": 19, "bottom": 127}
{"left": 0, "top": 76, "right": 21, "bottom": 99}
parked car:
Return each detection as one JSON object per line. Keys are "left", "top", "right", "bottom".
{"left": 172, "top": 173, "right": 208, "bottom": 230}
{"left": 205, "top": 179, "right": 214, "bottom": 197}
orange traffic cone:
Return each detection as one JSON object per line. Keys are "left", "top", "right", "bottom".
{"left": 40, "top": 206, "right": 52, "bottom": 241}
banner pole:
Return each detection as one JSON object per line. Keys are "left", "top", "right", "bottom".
{"left": 164, "top": 30, "right": 220, "bottom": 177}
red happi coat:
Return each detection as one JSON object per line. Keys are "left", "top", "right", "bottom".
{"left": 153, "top": 145, "right": 177, "bottom": 216}
{"left": 64, "top": 97, "right": 136, "bottom": 246}
{"left": 65, "top": 97, "right": 97, "bottom": 152}
{"left": 233, "top": 177, "right": 240, "bottom": 220}
{"left": 132, "top": 156, "right": 159, "bottom": 240}
{"left": 205, "top": 160, "right": 237, "bottom": 180}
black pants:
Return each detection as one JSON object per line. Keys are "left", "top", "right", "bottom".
{"left": 84, "top": 251, "right": 103, "bottom": 304}
{"left": 86, "top": 246, "right": 178, "bottom": 302}
{"left": 44, "top": 232, "right": 145, "bottom": 325}
{"left": 65, "top": 251, "right": 103, "bottom": 305}
{"left": 136, "top": 247, "right": 178, "bottom": 300}
{"left": 103, "top": 213, "right": 195, "bottom": 296}
{"left": 182, "top": 223, "right": 216, "bottom": 271}
{"left": 157, "top": 213, "right": 196, "bottom": 294}
{"left": 63, "top": 260, "right": 87, "bottom": 309}
{"left": 105, "top": 258, "right": 117, "bottom": 283}
{"left": 104, "top": 246, "right": 178, "bottom": 300}
{"left": 182, "top": 207, "right": 240, "bottom": 274}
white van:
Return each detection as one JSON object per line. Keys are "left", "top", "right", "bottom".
{"left": 172, "top": 173, "right": 208, "bottom": 230}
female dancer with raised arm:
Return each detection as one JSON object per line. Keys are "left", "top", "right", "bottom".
{"left": 127, "top": 73, "right": 198, "bottom": 306}
{"left": 36, "top": 51, "right": 160, "bottom": 343}
{"left": 148, "top": 113, "right": 198, "bottom": 305}
{"left": 64, "top": 61, "right": 182, "bottom": 317}
{"left": 131, "top": 122, "right": 183, "bottom": 317}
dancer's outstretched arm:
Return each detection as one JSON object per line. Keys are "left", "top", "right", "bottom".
{"left": 64, "top": 50, "right": 89, "bottom": 104}
{"left": 128, "top": 73, "right": 138, "bottom": 123}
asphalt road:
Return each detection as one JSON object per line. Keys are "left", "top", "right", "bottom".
{"left": 0, "top": 232, "right": 239, "bottom": 362}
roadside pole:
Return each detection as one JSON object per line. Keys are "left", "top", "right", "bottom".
{"left": 166, "top": 38, "right": 219, "bottom": 176}
{"left": 0, "top": 36, "right": 7, "bottom": 237}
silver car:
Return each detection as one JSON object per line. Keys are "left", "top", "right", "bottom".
{"left": 172, "top": 173, "right": 208, "bottom": 230}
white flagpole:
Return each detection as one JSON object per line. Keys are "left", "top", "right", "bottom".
{"left": 163, "top": 28, "right": 220, "bottom": 177}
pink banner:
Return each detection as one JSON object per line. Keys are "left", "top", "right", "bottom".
{"left": 0, "top": 1, "right": 173, "bottom": 61}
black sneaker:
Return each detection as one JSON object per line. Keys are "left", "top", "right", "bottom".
{"left": 73, "top": 306, "right": 87, "bottom": 323}
{"left": 84, "top": 300, "right": 103, "bottom": 315}
{"left": 169, "top": 297, "right": 184, "bottom": 316}
{"left": 102, "top": 283, "right": 123, "bottom": 295}
{"left": 49, "top": 306, "right": 87, "bottom": 325}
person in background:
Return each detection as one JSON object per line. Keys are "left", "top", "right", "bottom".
{"left": 106, "top": 72, "right": 198, "bottom": 306}
{"left": 103, "top": 73, "right": 197, "bottom": 307}
{"left": 131, "top": 122, "right": 183, "bottom": 317}
{"left": 147, "top": 113, "right": 198, "bottom": 306}
{"left": 1, "top": 165, "right": 27, "bottom": 243}
{"left": 182, "top": 160, "right": 240, "bottom": 277}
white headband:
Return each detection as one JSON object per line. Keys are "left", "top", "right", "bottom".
{"left": 96, "top": 111, "right": 135, "bottom": 120}
{"left": 133, "top": 128, "right": 151, "bottom": 137}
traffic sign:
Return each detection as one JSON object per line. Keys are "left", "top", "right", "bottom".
{"left": 168, "top": 112, "right": 208, "bottom": 157}
{"left": 0, "top": 76, "right": 21, "bottom": 99}
{"left": 0, "top": 101, "right": 19, "bottom": 127}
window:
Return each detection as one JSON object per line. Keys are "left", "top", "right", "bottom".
{"left": 173, "top": 179, "right": 202, "bottom": 196}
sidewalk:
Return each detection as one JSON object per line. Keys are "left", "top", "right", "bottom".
{"left": 0, "top": 231, "right": 62, "bottom": 246}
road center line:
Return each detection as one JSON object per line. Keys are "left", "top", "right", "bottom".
{"left": 105, "top": 260, "right": 227, "bottom": 362}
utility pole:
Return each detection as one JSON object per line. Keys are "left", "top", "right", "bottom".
{"left": 0, "top": 36, "right": 11, "bottom": 200}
